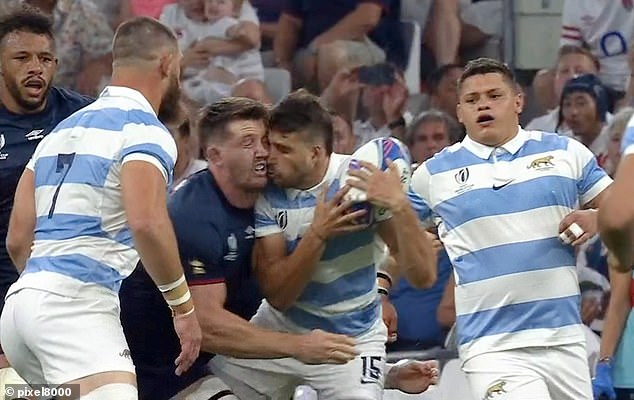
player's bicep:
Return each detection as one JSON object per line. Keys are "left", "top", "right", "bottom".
{"left": 253, "top": 234, "right": 288, "bottom": 285}
{"left": 191, "top": 283, "right": 227, "bottom": 310}
{"left": 121, "top": 160, "right": 169, "bottom": 226}
{"left": 7, "top": 169, "right": 36, "bottom": 271}
{"left": 191, "top": 283, "right": 228, "bottom": 331}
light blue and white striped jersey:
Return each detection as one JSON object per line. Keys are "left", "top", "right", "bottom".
{"left": 8, "top": 86, "right": 177, "bottom": 299}
{"left": 254, "top": 154, "right": 388, "bottom": 336}
{"left": 622, "top": 115, "right": 634, "bottom": 156}
{"left": 410, "top": 128, "right": 612, "bottom": 362}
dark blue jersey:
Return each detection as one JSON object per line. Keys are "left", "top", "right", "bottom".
{"left": 0, "top": 87, "right": 92, "bottom": 294}
{"left": 119, "top": 169, "right": 262, "bottom": 400}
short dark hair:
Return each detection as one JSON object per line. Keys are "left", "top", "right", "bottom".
{"left": 197, "top": 97, "right": 269, "bottom": 145}
{"left": 269, "top": 89, "right": 333, "bottom": 154}
{"left": 407, "top": 109, "right": 463, "bottom": 145}
{"left": 557, "top": 44, "right": 600, "bottom": 71}
{"left": 113, "top": 16, "right": 178, "bottom": 66}
{"left": 0, "top": 7, "right": 54, "bottom": 50}
{"left": 427, "top": 63, "right": 462, "bottom": 94}
{"left": 458, "top": 58, "right": 517, "bottom": 92}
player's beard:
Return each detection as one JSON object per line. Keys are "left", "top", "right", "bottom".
{"left": 5, "top": 74, "right": 50, "bottom": 112}
{"left": 158, "top": 72, "right": 181, "bottom": 125}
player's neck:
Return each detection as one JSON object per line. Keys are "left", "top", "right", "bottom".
{"left": 212, "top": 168, "right": 259, "bottom": 209}
{"left": 110, "top": 70, "right": 162, "bottom": 115}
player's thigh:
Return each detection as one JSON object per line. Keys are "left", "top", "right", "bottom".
{"left": 26, "top": 291, "right": 135, "bottom": 386}
{"left": 0, "top": 290, "right": 46, "bottom": 386}
{"left": 210, "top": 355, "right": 300, "bottom": 400}
{"left": 462, "top": 350, "right": 551, "bottom": 400}
{"left": 306, "top": 322, "right": 388, "bottom": 400}
{"left": 541, "top": 343, "right": 592, "bottom": 400}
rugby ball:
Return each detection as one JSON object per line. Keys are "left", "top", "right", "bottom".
{"left": 341, "top": 137, "right": 412, "bottom": 203}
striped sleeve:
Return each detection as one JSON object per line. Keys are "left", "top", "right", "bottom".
{"left": 120, "top": 111, "right": 177, "bottom": 185}
{"left": 408, "top": 164, "right": 434, "bottom": 228}
{"left": 568, "top": 138, "right": 612, "bottom": 206}
{"left": 254, "top": 194, "right": 282, "bottom": 237}
{"left": 560, "top": 0, "right": 583, "bottom": 45}
{"left": 621, "top": 121, "right": 634, "bottom": 156}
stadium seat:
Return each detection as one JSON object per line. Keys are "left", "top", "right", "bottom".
{"left": 263, "top": 67, "right": 292, "bottom": 104}
{"left": 399, "top": 20, "right": 422, "bottom": 95}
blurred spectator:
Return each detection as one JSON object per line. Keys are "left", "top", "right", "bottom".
{"left": 161, "top": 0, "right": 269, "bottom": 103}
{"left": 180, "top": 0, "right": 267, "bottom": 104}
{"left": 23, "top": 0, "right": 114, "bottom": 95}
{"left": 426, "top": 63, "right": 463, "bottom": 120}
{"left": 354, "top": 70, "right": 410, "bottom": 148}
{"left": 169, "top": 117, "right": 206, "bottom": 192}
{"left": 528, "top": 45, "right": 600, "bottom": 134}
{"left": 458, "top": 0, "right": 503, "bottom": 61}
{"left": 94, "top": 0, "right": 122, "bottom": 29}
{"left": 388, "top": 250, "right": 453, "bottom": 351}
{"left": 560, "top": 0, "right": 634, "bottom": 108}
{"left": 250, "top": 0, "right": 283, "bottom": 52}
{"left": 593, "top": 265, "right": 634, "bottom": 400}
{"left": 119, "top": 0, "right": 176, "bottom": 20}
{"left": 558, "top": 74, "right": 610, "bottom": 166}
{"left": 330, "top": 111, "right": 356, "bottom": 155}
{"left": 406, "top": 109, "right": 462, "bottom": 165}
{"left": 605, "top": 106, "right": 634, "bottom": 176}
{"left": 273, "top": 0, "right": 392, "bottom": 92}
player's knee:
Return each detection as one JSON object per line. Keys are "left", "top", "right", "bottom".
{"left": 81, "top": 383, "right": 137, "bottom": 400}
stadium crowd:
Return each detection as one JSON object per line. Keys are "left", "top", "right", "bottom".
{"left": 0, "top": 0, "right": 633, "bottom": 399}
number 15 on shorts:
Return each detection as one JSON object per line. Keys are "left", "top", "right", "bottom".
{"left": 361, "top": 356, "right": 383, "bottom": 384}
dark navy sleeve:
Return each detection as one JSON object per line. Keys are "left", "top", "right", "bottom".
{"left": 170, "top": 212, "right": 227, "bottom": 286}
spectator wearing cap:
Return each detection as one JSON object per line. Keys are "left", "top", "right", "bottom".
{"left": 528, "top": 45, "right": 600, "bottom": 135}
{"left": 558, "top": 73, "right": 611, "bottom": 166}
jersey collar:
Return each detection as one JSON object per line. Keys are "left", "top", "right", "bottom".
{"left": 462, "top": 126, "right": 527, "bottom": 159}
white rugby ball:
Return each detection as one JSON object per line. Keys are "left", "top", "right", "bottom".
{"left": 341, "top": 137, "right": 412, "bottom": 203}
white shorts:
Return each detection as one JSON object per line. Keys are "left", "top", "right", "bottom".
{"left": 210, "top": 318, "right": 388, "bottom": 400}
{"left": 462, "top": 343, "right": 592, "bottom": 400}
{"left": 0, "top": 288, "right": 135, "bottom": 386}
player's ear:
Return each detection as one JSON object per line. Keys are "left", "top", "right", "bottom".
{"left": 159, "top": 52, "right": 174, "bottom": 79}
{"left": 205, "top": 144, "right": 222, "bottom": 165}
{"left": 514, "top": 84, "right": 524, "bottom": 114}
{"left": 456, "top": 103, "right": 464, "bottom": 124}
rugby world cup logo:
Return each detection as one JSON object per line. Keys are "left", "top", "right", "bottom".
{"left": 455, "top": 167, "right": 469, "bottom": 184}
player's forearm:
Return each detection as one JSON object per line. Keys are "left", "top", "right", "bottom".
{"left": 6, "top": 242, "right": 30, "bottom": 273}
{"left": 390, "top": 203, "right": 437, "bottom": 288}
{"left": 200, "top": 305, "right": 299, "bottom": 358}
{"left": 260, "top": 228, "right": 326, "bottom": 311}
{"left": 599, "top": 294, "right": 630, "bottom": 359}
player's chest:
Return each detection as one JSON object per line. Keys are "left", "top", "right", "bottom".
{"left": 0, "top": 125, "right": 50, "bottom": 166}
{"left": 219, "top": 221, "right": 256, "bottom": 265}
{"left": 429, "top": 153, "right": 578, "bottom": 216}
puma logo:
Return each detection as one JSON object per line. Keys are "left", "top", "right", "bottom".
{"left": 527, "top": 155, "right": 554, "bottom": 169}
{"left": 484, "top": 380, "right": 506, "bottom": 399}
{"left": 119, "top": 349, "right": 131, "bottom": 359}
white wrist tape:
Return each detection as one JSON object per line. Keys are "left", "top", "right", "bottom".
{"left": 559, "top": 222, "right": 585, "bottom": 245}
{"left": 166, "top": 289, "right": 191, "bottom": 307}
{"left": 158, "top": 275, "right": 186, "bottom": 293}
